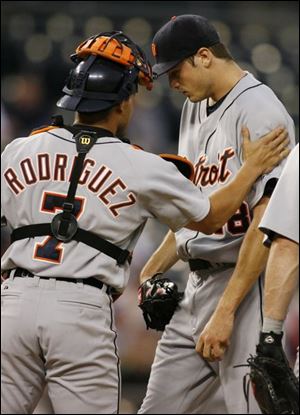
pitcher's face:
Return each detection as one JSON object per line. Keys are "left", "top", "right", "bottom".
{"left": 168, "top": 55, "right": 212, "bottom": 102}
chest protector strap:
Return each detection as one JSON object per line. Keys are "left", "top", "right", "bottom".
{"left": 11, "top": 127, "right": 131, "bottom": 266}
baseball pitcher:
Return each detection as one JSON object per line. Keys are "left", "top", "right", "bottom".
{"left": 138, "top": 15, "right": 296, "bottom": 414}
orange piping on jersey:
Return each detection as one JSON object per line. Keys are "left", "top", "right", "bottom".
{"left": 30, "top": 126, "right": 60, "bottom": 136}
{"left": 131, "top": 144, "right": 144, "bottom": 150}
{"left": 151, "top": 43, "right": 157, "bottom": 57}
{"left": 159, "top": 153, "right": 195, "bottom": 181}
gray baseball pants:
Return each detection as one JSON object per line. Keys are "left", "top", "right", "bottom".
{"left": 139, "top": 267, "right": 262, "bottom": 414}
{"left": 1, "top": 273, "right": 121, "bottom": 414}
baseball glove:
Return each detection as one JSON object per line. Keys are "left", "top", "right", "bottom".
{"left": 246, "top": 331, "right": 299, "bottom": 414}
{"left": 138, "top": 273, "right": 184, "bottom": 331}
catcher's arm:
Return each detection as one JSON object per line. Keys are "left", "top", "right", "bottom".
{"left": 140, "top": 127, "right": 286, "bottom": 281}
{"left": 186, "top": 127, "right": 289, "bottom": 235}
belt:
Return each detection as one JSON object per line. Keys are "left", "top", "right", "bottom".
{"left": 188, "top": 258, "right": 235, "bottom": 272}
{"left": 11, "top": 267, "right": 106, "bottom": 292}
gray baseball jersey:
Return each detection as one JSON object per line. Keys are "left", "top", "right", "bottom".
{"left": 175, "top": 72, "right": 295, "bottom": 263}
{"left": 259, "top": 143, "right": 299, "bottom": 382}
{"left": 1, "top": 126, "right": 210, "bottom": 414}
{"left": 1, "top": 128, "right": 210, "bottom": 292}
{"left": 259, "top": 143, "right": 299, "bottom": 246}
{"left": 139, "top": 73, "right": 295, "bottom": 414}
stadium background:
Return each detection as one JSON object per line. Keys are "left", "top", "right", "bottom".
{"left": 1, "top": 1, "right": 299, "bottom": 413}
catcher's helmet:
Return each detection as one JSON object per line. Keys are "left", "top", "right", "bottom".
{"left": 57, "top": 31, "right": 153, "bottom": 113}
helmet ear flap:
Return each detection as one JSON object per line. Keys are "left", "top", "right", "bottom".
{"left": 124, "top": 68, "right": 139, "bottom": 94}
{"left": 66, "top": 54, "right": 97, "bottom": 90}
{"left": 67, "top": 69, "right": 85, "bottom": 90}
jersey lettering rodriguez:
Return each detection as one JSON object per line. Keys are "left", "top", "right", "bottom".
{"left": 1, "top": 129, "right": 210, "bottom": 290}
{"left": 4, "top": 153, "right": 136, "bottom": 217}
{"left": 175, "top": 72, "right": 296, "bottom": 264}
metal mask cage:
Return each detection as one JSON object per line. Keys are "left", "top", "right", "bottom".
{"left": 71, "top": 31, "right": 153, "bottom": 90}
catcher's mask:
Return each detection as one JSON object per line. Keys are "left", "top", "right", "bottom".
{"left": 57, "top": 31, "right": 153, "bottom": 113}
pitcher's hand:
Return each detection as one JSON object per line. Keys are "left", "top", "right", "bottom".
{"left": 196, "top": 310, "right": 234, "bottom": 362}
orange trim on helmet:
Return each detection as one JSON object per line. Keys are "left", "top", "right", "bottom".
{"left": 75, "top": 34, "right": 153, "bottom": 91}
{"left": 30, "top": 126, "right": 59, "bottom": 136}
{"left": 76, "top": 36, "right": 136, "bottom": 67}
{"left": 159, "top": 153, "right": 195, "bottom": 181}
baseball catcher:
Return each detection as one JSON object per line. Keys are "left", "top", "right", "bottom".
{"left": 138, "top": 273, "right": 184, "bottom": 331}
{"left": 246, "top": 331, "right": 299, "bottom": 414}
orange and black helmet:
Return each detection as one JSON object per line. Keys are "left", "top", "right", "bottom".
{"left": 57, "top": 31, "right": 153, "bottom": 113}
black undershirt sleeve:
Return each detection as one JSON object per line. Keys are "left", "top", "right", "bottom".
{"left": 263, "top": 177, "right": 278, "bottom": 198}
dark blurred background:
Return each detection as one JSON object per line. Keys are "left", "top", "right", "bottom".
{"left": 1, "top": 1, "right": 299, "bottom": 413}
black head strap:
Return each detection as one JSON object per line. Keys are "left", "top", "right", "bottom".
{"left": 11, "top": 117, "right": 131, "bottom": 266}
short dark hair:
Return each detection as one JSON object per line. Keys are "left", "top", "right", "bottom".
{"left": 209, "top": 42, "right": 233, "bottom": 60}
{"left": 77, "top": 106, "right": 115, "bottom": 124}
{"left": 187, "top": 42, "right": 233, "bottom": 66}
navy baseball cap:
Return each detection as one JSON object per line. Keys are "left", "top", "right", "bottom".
{"left": 152, "top": 15, "right": 220, "bottom": 77}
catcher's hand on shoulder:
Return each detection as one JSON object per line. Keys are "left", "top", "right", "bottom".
{"left": 241, "top": 126, "right": 290, "bottom": 174}
{"left": 246, "top": 331, "right": 299, "bottom": 414}
{"left": 138, "top": 273, "right": 183, "bottom": 331}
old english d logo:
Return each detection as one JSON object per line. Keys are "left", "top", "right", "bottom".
{"left": 80, "top": 135, "right": 91, "bottom": 145}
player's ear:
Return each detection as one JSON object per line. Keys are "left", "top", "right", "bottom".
{"left": 117, "top": 99, "right": 130, "bottom": 114}
{"left": 118, "top": 96, "right": 135, "bottom": 115}
{"left": 195, "top": 47, "right": 212, "bottom": 67}
{"left": 114, "top": 102, "right": 123, "bottom": 114}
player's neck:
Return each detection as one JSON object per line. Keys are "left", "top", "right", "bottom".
{"left": 209, "top": 63, "right": 246, "bottom": 104}
{"left": 74, "top": 114, "right": 118, "bottom": 136}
